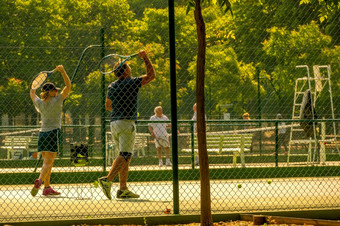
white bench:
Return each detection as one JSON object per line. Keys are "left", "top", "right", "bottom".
{"left": 2, "top": 136, "right": 38, "bottom": 159}
{"left": 105, "top": 132, "right": 148, "bottom": 165}
{"left": 134, "top": 133, "right": 148, "bottom": 157}
{"left": 182, "top": 133, "right": 253, "bottom": 168}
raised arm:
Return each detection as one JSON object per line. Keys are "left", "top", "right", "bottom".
{"left": 56, "top": 65, "right": 71, "bottom": 100}
{"left": 30, "top": 89, "right": 39, "bottom": 102}
{"left": 139, "top": 50, "right": 155, "bottom": 86}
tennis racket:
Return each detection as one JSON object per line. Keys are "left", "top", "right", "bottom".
{"left": 31, "top": 70, "right": 56, "bottom": 90}
{"left": 33, "top": 154, "right": 41, "bottom": 173}
{"left": 98, "top": 53, "right": 139, "bottom": 74}
{"left": 155, "top": 137, "right": 170, "bottom": 148}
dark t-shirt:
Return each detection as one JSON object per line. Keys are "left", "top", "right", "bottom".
{"left": 107, "top": 77, "right": 142, "bottom": 121}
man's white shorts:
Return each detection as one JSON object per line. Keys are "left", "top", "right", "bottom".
{"left": 110, "top": 120, "right": 136, "bottom": 153}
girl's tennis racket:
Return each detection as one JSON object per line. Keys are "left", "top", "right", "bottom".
{"left": 98, "top": 53, "right": 139, "bottom": 74}
{"left": 31, "top": 70, "right": 56, "bottom": 90}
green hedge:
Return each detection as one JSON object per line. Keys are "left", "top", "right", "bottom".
{"left": 1, "top": 166, "right": 339, "bottom": 185}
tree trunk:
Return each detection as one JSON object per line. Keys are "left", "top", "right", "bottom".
{"left": 194, "top": 0, "right": 212, "bottom": 225}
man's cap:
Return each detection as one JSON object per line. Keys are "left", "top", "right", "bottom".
{"left": 276, "top": 113, "right": 282, "bottom": 118}
{"left": 41, "top": 82, "right": 60, "bottom": 92}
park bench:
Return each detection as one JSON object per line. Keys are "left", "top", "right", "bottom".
{"left": 134, "top": 133, "right": 148, "bottom": 157}
{"left": 182, "top": 133, "right": 253, "bottom": 168}
{"left": 105, "top": 132, "right": 148, "bottom": 165}
{"left": 2, "top": 136, "right": 38, "bottom": 159}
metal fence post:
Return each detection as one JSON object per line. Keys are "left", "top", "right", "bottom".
{"left": 191, "top": 121, "right": 195, "bottom": 169}
{"left": 275, "top": 121, "right": 279, "bottom": 167}
{"left": 100, "top": 28, "right": 106, "bottom": 172}
{"left": 168, "top": 0, "right": 179, "bottom": 215}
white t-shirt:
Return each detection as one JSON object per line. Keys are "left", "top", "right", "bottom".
{"left": 279, "top": 122, "right": 286, "bottom": 134}
{"left": 34, "top": 94, "right": 63, "bottom": 132}
{"left": 148, "top": 115, "right": 170, "bottom": 138}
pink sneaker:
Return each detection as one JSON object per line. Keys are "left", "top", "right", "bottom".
{"left": 30, "top": 179, "right": 42, "bottom": 197}
{"left": 42, "top": 187, "right": 61, "bottom": 196}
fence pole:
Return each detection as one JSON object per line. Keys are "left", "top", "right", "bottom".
{"left": 168, "top": 0, "right": 179, "bottom": 215}
{"left": 275, "top": 121, "right": 278, "bottom": 167}
{"left": 191, "top": 121, "right": 195, "bottom": 169}
{"left": 100, "top": 28, "right": 106, "bottom": 172}
{"left": 257, "top": 67, "right": 262, "bottom": 155}
{"left": 320, "top": 119, "right": 326, "bottom": 164}
{"left": 241, "top": 134, "right": 245, "bottom": 168}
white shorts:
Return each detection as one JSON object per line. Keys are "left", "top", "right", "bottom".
{"left": 110, "top": 120, "right": 136, "bottom": 153}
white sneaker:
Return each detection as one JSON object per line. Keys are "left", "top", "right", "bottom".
{"left": 159, "top": 160, "right": 163, "bottom": 167}
{"left": 166, "top": 159, "right": 172, "bottom": 166}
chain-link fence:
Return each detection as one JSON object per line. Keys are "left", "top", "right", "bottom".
{"left": 1, "top": 0, "right": 340, "bottom": 223}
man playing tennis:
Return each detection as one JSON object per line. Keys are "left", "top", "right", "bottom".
{"left": 98, "top": 50, "right": 155, "bottom": 200}
{"left": 148, "top": 106, "right": 172, "bottom": 167}
{"left": 30, "top": 65, "right": 71, "bottom": 197}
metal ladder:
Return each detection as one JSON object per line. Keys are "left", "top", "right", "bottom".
{"left": 288, "top": 65, "right": 339, "bottom": 165}
{"left": 287, "top": 65, "right": 340, "bottom": 165}
{"left": 317, "top": 65, "right": 340, "bottom": 157}
{"left": 287, "top": 65, "right": 318, "bottom": 165}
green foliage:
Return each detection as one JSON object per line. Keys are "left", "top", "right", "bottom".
{"left": 187, "top": 45, "right": 257, "bottom": 115}
{"left": 261, "top": 21, "right": 335, "bottom": 113}
{"left": 137, "top": 8, "right": 170, "bottom": 44}
{"left": 0, "top": 78, "right": 29, "bottom": 119}
{"left": 0, "top": 0, "right": 339, "bottom": 122}
{"left": 300, "top": 0, "right": 340, "bottom": 23}
{"left": 127, "top": 0, "right": 169, "bottom": 18}
{"left": 186, "top": 0, "right": 233, "bottom": 15}
{"left": 263, "top": 21, "right": 332, "bottom": 74}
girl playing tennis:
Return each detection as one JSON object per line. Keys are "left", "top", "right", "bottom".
{"left": 30, "top": 65, "right": 71, "bottom": 196}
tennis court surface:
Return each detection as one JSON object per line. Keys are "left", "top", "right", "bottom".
{"left": 1, "top": 177, "right": 339, "bottom": 223}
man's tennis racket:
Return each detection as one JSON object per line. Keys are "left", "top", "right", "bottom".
{"left": 98, "top": 53, "right": 139, "bottom": 74}
{"left": 155, "top": 137, "right": 170, "bottom": 148}
{"left": 31, "top": 70, "right": 56, "bottom": 90}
